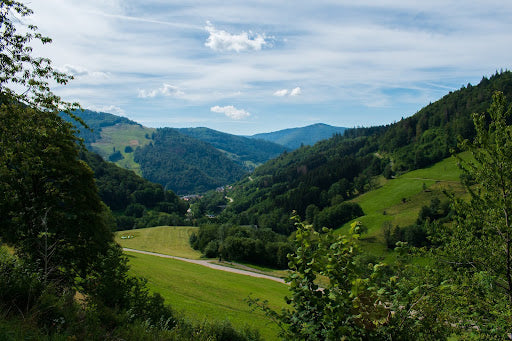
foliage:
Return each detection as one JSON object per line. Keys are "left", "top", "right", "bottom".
{"left": 432, "top": 91, "right": 512, "bottom": 337}
{"left": 190, "top": 224, "right": 293, "bottom": 268}
{"left": 134, "top": 128, "right": 247, "bottom": 194}
{"left": 0, "top": 102, "right": 114, "bottom": 287}
{"left": 0, "top": 0, "right": 78, "bottom": 112}
{"left": 248, "top": 218, "right": 392, "bottom": 340}
{"left": 81, "top": 150, "right": 188, "bottom": 230}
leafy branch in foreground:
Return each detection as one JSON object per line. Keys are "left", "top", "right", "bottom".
{"left": 248, "top": 217, "right": 391, "bottom": 340}
{"left": 0, "top": 0, "right": 79, "bottom": 112}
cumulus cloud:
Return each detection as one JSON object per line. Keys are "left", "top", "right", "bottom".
{"left": 138, "top": 83, "right": 184, "bottom": 98}
{"left": 273, "top": 89, "right": 289, "bottom": 97}
{"left": 211, "top": 105, "right": 251, "bottom": 120}
{"left": 290, "top": 87, "right": 302, "bottom": 96}
{"left": 274, "top": 87, "right": 301, "bottom": 97}
{"left": 205, "top": 21, "right": 268, "bottom": 52}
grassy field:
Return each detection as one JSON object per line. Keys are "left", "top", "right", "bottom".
{"left": 339, "top": 154, "right": 467, "bottom": 256}
{"left": 91, "top": 124, "right": 155, "bottom": 175}
{"left": 125, "top": 251, "right": 289, "bottom": 340}
{"left": 115, "top": 226, "right": 201, "bottom": 259}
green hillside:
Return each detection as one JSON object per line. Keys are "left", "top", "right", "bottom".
{"left": 210, "top": 71, "right": 512, "bottom": 237}
{"left": 342, "top": 154, "right": 467, "bottom": 256}
{"left": 81, "top": 150, "right": 188, "bottom": 230}
{"left": 134, "top": 128, "right": 248, "bottom": 194}
{"left": 177, "top": 127, "right": 287, "bottom": 169}
{"left": 90, "top": 124, "right": 155, "bottom": 175}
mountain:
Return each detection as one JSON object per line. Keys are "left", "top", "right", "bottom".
{"left": 177, "top": 127, "right": 287, "bottom": 168}
{"left": 249, "top": 123, "right": 347, "bottom": 149}
{"left": 134, "top": 128, "right": 248, "bottom": 194}
{"left": 66, "top": 111, "right": 288, "bottom": 194}
{"left": 210, "top": 71, "right": 512, "bottom": 235}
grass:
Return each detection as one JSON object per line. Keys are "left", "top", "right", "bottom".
{"left": 115, "top": 226, "right": 201, "bottom": 259}
{"left": 91, "top": 124, "right": 155, "bottom": 175}
{"left": 337, "top": 154, "right": 467, "bottom": 257}
{"left": 125, "top": 251, "right": 289, "bottom": 340}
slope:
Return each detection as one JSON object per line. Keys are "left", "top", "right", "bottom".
{"left": 177, "top": 127, "right": 287, "bottom": 169}
{"left": 81, "top": 150, "right": 188, "bottom": 230}
{"left": 214, "top": 71, "right": 512, "bottom": 238}
{"left": 250, "top": 123, "right": 347, "bottom": 149}
{"left": 134, "top": 128, "right": 248, "bottom": 194}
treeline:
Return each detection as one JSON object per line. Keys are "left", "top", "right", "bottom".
{"left": 81, "top": 150, "right": 188, "bottom": 230}
{"left": 134, "top": 128, "right": 248, "bottom": 194}
{"left": 190, "top": 224, "right": 293, "bottom": 268}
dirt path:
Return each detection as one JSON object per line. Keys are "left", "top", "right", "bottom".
{"left": 123, "top": 248, "right": 286, "bottom": 284}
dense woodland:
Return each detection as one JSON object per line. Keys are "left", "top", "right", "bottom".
{"left": 134, "top": 128, "right": 248, "bottom": 194}
{"left": 81, "top": 150, "right": 188, "bottom": 230}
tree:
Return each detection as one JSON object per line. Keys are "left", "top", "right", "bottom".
{"left": 435, "top": 91, "right": 512, "bottom": 336}
{"left": 0, "top": 0, "right": 78, "bottom": 112}
{"left": 0, "top": 102, "right": 114, "bottom": 287}
{"left": 248, "top": 217, "right": 390, "bottom": 340}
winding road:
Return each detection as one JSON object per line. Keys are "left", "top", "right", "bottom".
{"left": 123, "top": 248, "right": 286, "bottom": 284}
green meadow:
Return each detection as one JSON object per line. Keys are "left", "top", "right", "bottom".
{"left": 115, "top": 226, "right": 201, "bottom": 259}
{"left": 125, "top": 251, "right": 289, "bottom": 340}
{"left": 340, "top": 154, "right": 467, "bottom": 256}
{"left": 91, "top": 124, "right": 155, "bottom": 175}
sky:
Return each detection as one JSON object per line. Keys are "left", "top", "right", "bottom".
{"left": 23, "top": 0, "right": 512, "bottom": 135}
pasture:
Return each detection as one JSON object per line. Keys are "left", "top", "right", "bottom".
{"left": 115, "top": 225, "right": 201, "bottom": 259}
{"left": 125, "top": 251, "right": 289, "bottom": 340}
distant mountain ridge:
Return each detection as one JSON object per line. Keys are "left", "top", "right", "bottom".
{"left": 249, "top": 123, "right": 347, "bottom": 149}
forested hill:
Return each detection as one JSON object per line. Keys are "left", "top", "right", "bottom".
{"left": 216, "top": 71, "right": 512, "bottom": 234}
{"left": 177, "top": 127, "right": 287, "bottom": 167}
{"left": 81, "top": 150, "right": 188, "bottom": 230}
{"left": 134, "top": 128, "right": 248, "bottom": 194}
{"left": 249, "top": 123, "right": 347, "bottom": 149}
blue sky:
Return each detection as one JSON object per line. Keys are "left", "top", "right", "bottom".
{"left": 26, "top": 0, "right": 512, "bottom": 135}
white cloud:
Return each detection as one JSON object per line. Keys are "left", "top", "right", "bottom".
{"left": 87, "top": 104, "right": 126, "bottom": 116}
{"left": 57, "top": 64, "right": 109, "bottom": 79}
{"left": 290, "top": 87, "right": 302, "bottom": 96}
{"left": 274, "top": 87, "right": 301, "bottom": 97}
{"left": 211, "top": 105, "right": 251, "bottom": 120}
{"left": 138, "top": 83, "right": 184, "bottom": 98}
{"left": 204, "top": 21, "right": 268, "bottom": 52}
{"left": 273, "top": 89, "right": 289, "bottom": 97}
